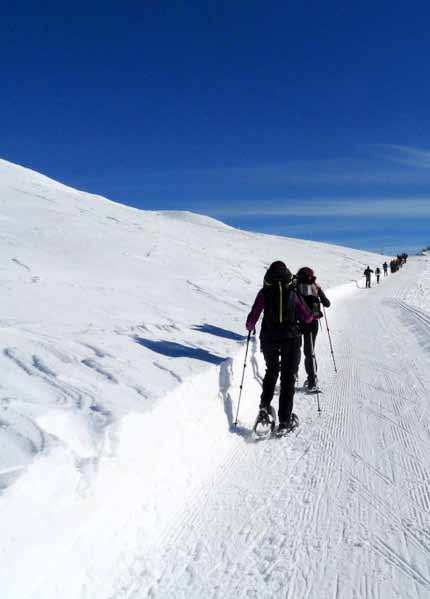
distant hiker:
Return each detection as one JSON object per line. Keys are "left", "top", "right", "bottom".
{"left": 295, "top": 267, "right": 331, "bottom": 392}
{"left": 364, "top": 266, "right": 374, "bottom": 288}
{"left": 246, "top": 261, "right": 314, "bottom": 435}
{"left": 390, "top": 258, "right": 399, "bottom": 273}
{"left": 375, "top": 267, "right": 381, "bottom": 284}
{"left": 383, "top": 262, "right": 388, "bottom": 276}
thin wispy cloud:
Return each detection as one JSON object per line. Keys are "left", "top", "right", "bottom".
{"left": 207, "top": 197, "right": 430, "bottom": 218}
{"left": 101, "top": 152, "right": 430, "bottom": 195}
{"left": 146, "top": 161, "right": 430, "bottom": 186}
{"left": 376, "top": 144, "right": 430, "bottom": 169}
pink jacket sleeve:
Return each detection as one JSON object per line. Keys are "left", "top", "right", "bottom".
{"left": 246, "top": 289, "right": 264, "bottom": 331}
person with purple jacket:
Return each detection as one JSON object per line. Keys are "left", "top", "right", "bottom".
{"left": 295, "top": 266, "right": 331, "bottom": 392}
{"left": 246, "top": 261, "right": 314, "bottom": 435}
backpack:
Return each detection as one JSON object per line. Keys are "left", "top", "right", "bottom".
{"left": 261, "top": 278, "right": 298, "bottom": 339}
{"left": 297, "top": 282, "right": 322, "bottom": 318}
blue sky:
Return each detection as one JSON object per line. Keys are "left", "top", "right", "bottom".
{"left": 1, "top": 4, "right": 430, "bottom": 254}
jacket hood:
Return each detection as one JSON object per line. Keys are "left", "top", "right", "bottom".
{"left": 264, "top": 261, "right": 292, "bottom": 285}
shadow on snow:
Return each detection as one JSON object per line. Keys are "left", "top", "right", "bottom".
{"left": 191, "top": 323, "right": 246, "bottom": 341}
{"left": 133, "top": 336, "right": 225, "bottom": 365}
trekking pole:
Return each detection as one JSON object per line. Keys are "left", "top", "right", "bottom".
{"left": 323, "top": 306, "right": 337, "bottom": 373}
{"left": 234, "top": 331, "right": 251, "bottom": 427}
{"left": 309, "top": 334, "right": 321, "bottom": 414}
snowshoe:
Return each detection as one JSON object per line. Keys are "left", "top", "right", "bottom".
{"left": 253, "top": 405, "right": 276, "bottom": 439}
{"left": 303, "top": 375, "right": 318, "bottom": 389}
{"left": 306, "top": 385, "right": 322, "bottom": 395}
{"left": 276, "top": 413, "right": 299, "bottom": 436}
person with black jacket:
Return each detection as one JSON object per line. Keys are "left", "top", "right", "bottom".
{"left": 364, "top": 266, "right": 374, "bottom": 288}
{"left": 383, "top": 262, "right": 388, "bottom": 276}
{"left": 375, "top": 267, "right": 381, "bottom": 284}
{"left": 295, "top": 267, "right": 331, "bottom": 392}
{"left": 246, "top": 261, "right": 314, "bottom": 434}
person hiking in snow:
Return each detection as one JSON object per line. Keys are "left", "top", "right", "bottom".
{"left": 364, "top": 266, "right": 373, "bottom": 288}
{"left": 246, "top": 261, "right": 314, "bottom": 435}
{"left": 383, "top": 262, "right": 388, "bottom": 276}
{"left": 295, "top": 267, "right": 331, "bottom": 392}
{"left": 390, "top": 258, "right": 400, "bottom": 273}
{"left": 375, "top": 267, "right": 381, "bottom": 284}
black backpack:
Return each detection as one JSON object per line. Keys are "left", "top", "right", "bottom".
{"left": 261, "top": 278, "right": 298, "bottom": 339}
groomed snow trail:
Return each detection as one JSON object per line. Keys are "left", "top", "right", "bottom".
{"left": 113, "top": 259, "right": 430, "bottom": 599}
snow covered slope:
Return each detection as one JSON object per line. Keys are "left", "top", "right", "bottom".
{"left": 2, "top": 158, "right": 424, "bottom": 598}
{"left": 0, "top": 158, "right": 381, "bottom": 482}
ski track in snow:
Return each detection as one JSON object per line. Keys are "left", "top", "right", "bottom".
{"left": 153, "top": 360, "right": 183, "bottom": 383}
{"left": 109, "top": 260, "right": 430, "bottom": 599}
{"left": 11, "top": 257, "right": 31, "bottom": 271}
{"left": 81, "top": 358, "right": 119, "bottom": 384}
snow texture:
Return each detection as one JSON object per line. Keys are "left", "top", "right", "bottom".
{"left": 0, "top": 158, "right": 429, "bottom": 598}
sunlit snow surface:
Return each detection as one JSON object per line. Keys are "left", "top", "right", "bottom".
{"left": 1, "top": 159, "right": 429, "bottom": 598}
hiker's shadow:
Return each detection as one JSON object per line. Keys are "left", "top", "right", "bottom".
{"left": 133, "top": 336, "right": 225, "bottom": 365}
{"left": 229, "top": 423, "right": 255, "bottom": 442}
{"left": 191, "top": 324, "right": 245, "bottom": 341}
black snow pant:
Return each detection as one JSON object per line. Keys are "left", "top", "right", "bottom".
{"left": 365, "top": 277, "right": 371, "bottom": 288}
{"left": 260, "top": 335, "right": 301, "bottom": 424}
{"left": 384, "top": 270, "right": 388, "bottom": 276}
{"left": 302, "top": 319, "right": 319, "bottom": 388}
{"left": 377, "top": 275, "right": 380, "bottom": 283}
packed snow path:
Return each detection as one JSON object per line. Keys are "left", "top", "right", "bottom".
{"left": 2, "top": 259, "right": 429, "bottom": 599}
{"left": 111, "top": 259, "right": 430, "bottom": 599}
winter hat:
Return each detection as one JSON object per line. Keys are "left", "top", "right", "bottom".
{"left": 296, "top": 266, "right": 315, "bottom": 281}
{"left": 265, "top": 260, "right": 292, "bottom": 283}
